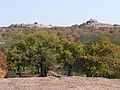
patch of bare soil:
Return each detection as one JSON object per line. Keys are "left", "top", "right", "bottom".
{"left": 0, "top": 76, "right": 120, "bottom": 90}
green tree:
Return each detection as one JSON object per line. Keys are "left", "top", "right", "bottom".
{"left": 5, "top": 31, "right": 59, "bottom": 77}
{"left": 58, "top": 39, "right": 85, "bottom": 76}
{"left": 79, "top": 36, "right": 120, "bottom": 78}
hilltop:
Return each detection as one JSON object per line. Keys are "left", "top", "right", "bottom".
{"left": 79, "top": 19, "right": 120, "bottom": 29}
{"left": 0, "top": 19, "right": 120, "bottom": 29}
{"left": 0, "top": 19, "right": 120, "bottom": 51}
{"left": 0, "top": 19, "right": 120, "bottom": 32}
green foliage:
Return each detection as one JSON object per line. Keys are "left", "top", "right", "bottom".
{"left": 5, "top": 31, "right": 59, "bottom": 77}
{"left": 2, "top": 27, "right": 120, "bottom": 78}
{"left": 77, "top": 37, "right": 120, "bottom": 78}
{"left": 58, "top": 39, "right": 85, "bottom": 76}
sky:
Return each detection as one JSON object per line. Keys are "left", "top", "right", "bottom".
{"left": 0, "top": 0, "right": 120, "bottom": 26}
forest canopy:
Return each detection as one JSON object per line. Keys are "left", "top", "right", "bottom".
{"left": 0, "top": 26, "right": 120, "bottom": 78}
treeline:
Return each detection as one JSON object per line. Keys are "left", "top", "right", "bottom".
{"left": 3, "top": 31, "right": 120, "bottom": 78}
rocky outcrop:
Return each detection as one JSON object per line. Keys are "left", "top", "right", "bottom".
{"left": 80, "top": 19, "right": 114, "bottom": 29}
{"left": 9, "top": 23, "right": 53, "bottom": 28}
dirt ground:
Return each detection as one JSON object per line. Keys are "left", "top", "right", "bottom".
{"left": 0, "top": 76, "right": 120, "bottom": 90}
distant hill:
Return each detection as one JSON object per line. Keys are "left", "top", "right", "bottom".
{"left": 0, "top": 20, "right": 120, "bottom": 51}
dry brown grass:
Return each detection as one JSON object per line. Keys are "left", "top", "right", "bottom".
{"left": 0, "top": 76, "right": 120, "bottom": 90}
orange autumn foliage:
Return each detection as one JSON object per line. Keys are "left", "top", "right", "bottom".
{"left": 0, "top": 53, "right": 7, "bottom": 78}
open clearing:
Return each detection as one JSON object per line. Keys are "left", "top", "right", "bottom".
{"left": 0, "top": 76, "right": 120, "bottom": 90}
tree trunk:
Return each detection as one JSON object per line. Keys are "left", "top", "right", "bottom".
{"left": 68, "top": 65, "right": 72, "bottom": 76}
{"left": 17, "top": 65, "right": 21, "bottom": 77}
{"left": 37, "top": 66, "right": 40, "bottom": 75}
{"left": 40, "top": 60, "right": 44, "bottom": 77}
{"left": 44, "top": 65, "right": 47, "bottom": 77}
{"left": 40, "top": 56, "right": 48, "bottom": 77}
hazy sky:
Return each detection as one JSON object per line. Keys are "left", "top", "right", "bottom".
{"left": 0, "top": 0, "right": 120, "bottom": 26}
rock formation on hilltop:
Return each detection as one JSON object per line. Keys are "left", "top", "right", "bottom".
{"left": 9, "top": 22, "right": 53, "bottom": 29}
{"left": 80, "top": 19, "right": 115, "bottom": 29}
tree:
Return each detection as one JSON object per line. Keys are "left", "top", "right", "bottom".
{"left": 34, "top": 22, "right": 38, "bottom": 24}
{"left": 58, "top": 39, "right": 85, "bottom": 76}
{"left": 5, "top": 31, "right": 59, "bottom": 77}
{"left": 33, "top": 31, "right": 59, "bottom": 76}
{"left": 79, "top": 36, "right": 120, "bottom": 78}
